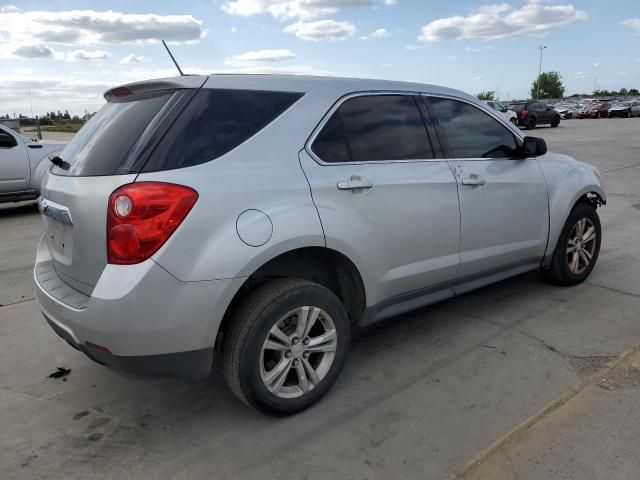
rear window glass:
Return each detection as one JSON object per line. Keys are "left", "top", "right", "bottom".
{"left": 142, "top": 89, "right": 303, "bottom": 172}
{"left": 52, "top": 92, "right": 172, "bottom": 177}
{"left": 509, "top": 103, "right": 527, "bottom": 112}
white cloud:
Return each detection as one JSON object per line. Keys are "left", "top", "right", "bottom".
{"left": 0, "top": 4, "right": 19, "bottom": 13}
{"left": 405, "top": 44, "right": 425, "bottom": 50}
{"left": 593, "top": 62, "right": 600, "bottom": 67}
{"left": 473, "top": 75, "right": 484, "bottom": 81}
{"left": 575, "top": 71, "right": 589, "bottom": 79}
{"left": 622, "top": 18, "right": 640, "bottom": 33}
{"left": 230, "top": 26, "right": 238, "bottom": 32}
{"left": 284, "top": 19, "right": 356, "bottom": 41}
{"left": 120, "top": 54, "right": 148, "bottom": 64}
{"left": 419, "top": 3, "right": 587, "bottom": 41}
{"left": 13, "top": 44, "right": 54, "bottom": 58}
{"left": 221, "top": 0, "right": 370, "bottom": 21}
{"left": 67, "top": 50, "right": 110, "bottom": 61}
{"left": 446, "top": 55, "right": 457, "bottom": 61}
{"left": 384, "top": 0, "right": 397, "bottom": 5}
{"left": 371, "top": 28, "right": 390, "bottom": 38}
{"left": 225, "top": 48, "right": 296, "bottom": 66}
{"left": 0, "top": 10, "right": 205, "bottom": 58}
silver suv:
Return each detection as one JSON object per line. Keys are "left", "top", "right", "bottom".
{"left": 35, "top": 75, "right": 605, "bottom": 415}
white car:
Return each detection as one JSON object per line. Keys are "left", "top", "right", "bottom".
{"left": 0, "top": 124, "right": 66, "bottom": 203}
{"left": 484, "top": 100, "right": 517, "bottom": 125}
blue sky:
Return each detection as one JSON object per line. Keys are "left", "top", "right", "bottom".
{"left": 1, "top": 0, "right": 639, "bottom": 115}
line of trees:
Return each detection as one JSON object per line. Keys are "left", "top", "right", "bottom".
{"left": 476, "top": 71, "right": 639, "bottom": 101}
{"left": 1, "top": 110, "right": 87, "bottom": 126}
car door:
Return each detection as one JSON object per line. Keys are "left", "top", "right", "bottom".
{"left": 533, "top": 102, "right": 547, "bottom": 123}
{"left": 0, "top": 126, "right": 30, "bottom": 193}
{"left": 299, "top": 93, "right": 461, "bottom": 305}
{"left": 424, "top": 95, "right": 549, "bottom": 278}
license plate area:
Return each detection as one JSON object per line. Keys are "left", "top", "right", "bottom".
{"left": 45, "top": 218, "right": 73, "bottom": 262}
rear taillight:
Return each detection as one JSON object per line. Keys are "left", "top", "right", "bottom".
{"left": 521, "top": 109, "right": 529, "bottom": 117}
{"left": 107, "top": 182, "right": 198, "bottom": 265}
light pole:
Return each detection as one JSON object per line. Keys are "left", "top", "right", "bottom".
{"left": 537, "top": 45, "right": 547, "bottom": 99}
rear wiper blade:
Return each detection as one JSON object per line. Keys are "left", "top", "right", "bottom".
{"left": 49, "top": 155, "right": 71, "bottom": 171}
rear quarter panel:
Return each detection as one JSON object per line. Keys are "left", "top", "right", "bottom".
{"left": 136, "top": 92, "right": 330, "bottom": 282}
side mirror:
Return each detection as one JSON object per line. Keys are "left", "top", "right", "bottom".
{"left": 0, "top": 132, "right": 17, "bottom": 148}
{"left": 522, "top": 136, "right": 547, "bottom": 157}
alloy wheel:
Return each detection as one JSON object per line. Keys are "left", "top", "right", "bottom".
{"left": 260, "top": 306, "right": 338, "bottom": 399}
{"left": 566, "top": 218, "right": 597, "bottom": 274}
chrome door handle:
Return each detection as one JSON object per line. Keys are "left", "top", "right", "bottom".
{"left": 337, "top": 176, "right": 374, "bottom": 191}
{"left": 462, "top": 175, "right": 486, "bottom": 186}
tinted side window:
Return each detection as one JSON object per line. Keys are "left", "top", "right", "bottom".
{"left": 429, "top": 97, "right": 518, "bottom": 159}
{"left": 339, "top": 95, "right": 433, "bottom": 162}
{"left": 143, "top": 89, "right": 303, "bottom": 172}
{"left": 311, "top": 111, "right": 350, "bottom": 163}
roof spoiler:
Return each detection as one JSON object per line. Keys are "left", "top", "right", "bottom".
{"left": 103, "top": 76, "right": 208, "bottom": 101}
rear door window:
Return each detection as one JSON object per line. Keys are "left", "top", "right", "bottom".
{"left": 428, "top": 97, "right": 519, "bottom": 159}
{"left": 142, "top": 89, "right": 303, "bottom": 172}
{"left": 312, "top": 94, "right": 433, "bottom": 163}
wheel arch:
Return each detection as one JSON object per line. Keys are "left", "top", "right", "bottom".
{"left": 216, "top": 246, "right": 367, "bottom": 347}
{"left": 544, "top": 184, "right": 606, "bottom": 267}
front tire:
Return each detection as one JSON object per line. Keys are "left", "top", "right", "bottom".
{"left": 223, "top": 278, "right": 350, "bottom": 416}
{"left": 551, "top": 115, "right": 560, "bottom": 128}
{"left": 543, "top": 204, "right": 601, "bottom": 286}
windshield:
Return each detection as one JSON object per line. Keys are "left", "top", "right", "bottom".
{"left": 51, "top": 91, "right": 173, "bottom": 177}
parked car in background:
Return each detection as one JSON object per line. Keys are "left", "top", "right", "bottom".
{"left": 0, "top": 124, "right": 66, "bottom": 203}
{"left": 484, "top": 100, "right": 517, "bottom": 124}
{"left": 554, "top": 103, "right": 581, "bottom": 119}
{"left": 35, "top": 74, "right": 605, "bottom": 415}
{"left": 576, "top": 103, "right": 609, "bottom": 119}
{"left": 608, "top": 101, "right": 640, "bottom": 118}
{"left": 508, "top": 100, "right": 561, "bottom": 129}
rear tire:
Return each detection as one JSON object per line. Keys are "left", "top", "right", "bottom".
{"left": 551, "top": 115, "right": 560, "bottom": 128}
{"left": 223, "top": 278, "right": 350, "bottom": 416}
{"left": 543, "top": 204, "right": 601, "bottom": 286}
{"left": 527, "top": 117, "right": 537, "bottom": 129}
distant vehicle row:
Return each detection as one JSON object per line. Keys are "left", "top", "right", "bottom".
{"left": 553, "top": 100, "right": 640, "bottom": 119}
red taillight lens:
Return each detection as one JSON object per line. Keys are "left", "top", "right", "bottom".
{"left": 521, "top": 109, "right": 529, "bottom": 117}
{"left": 107, "top": 182, "right": 198, "bottom": 265}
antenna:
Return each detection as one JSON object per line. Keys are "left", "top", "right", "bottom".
{"left": 162, "top": 40, "right": 184, "bottom": 76}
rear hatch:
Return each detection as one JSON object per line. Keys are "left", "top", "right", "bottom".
{"left": 508, "top": 103, "right": 527, "bottom": 119}
{"left": 39, "top": 76, "right": 206, "bottom": 295}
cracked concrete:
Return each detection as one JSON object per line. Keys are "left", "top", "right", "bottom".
{"left": 1, "top": 119, "right": 639, "bottom": 479}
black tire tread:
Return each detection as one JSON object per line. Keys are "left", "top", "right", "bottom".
{"left": 544, "top": 203, "right": 601, "bottom": 286}
{"left": 222, "top": 278, "right": 342, "bottom": 413}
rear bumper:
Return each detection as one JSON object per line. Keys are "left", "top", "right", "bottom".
{"left": 34, "top": 235, "right": 244, "bottom": 379}
{"left": 44, "top": 312, "right": 213, "bottom": 378}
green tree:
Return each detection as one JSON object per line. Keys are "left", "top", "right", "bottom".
{"left": 531, "top": 71, "right": 565, "bottom": 99}
{"left": 629, "top": 88, "right": 639, "bottom": 96}
{"left": 476, "top": 90, "right": 495, "bottom": 101}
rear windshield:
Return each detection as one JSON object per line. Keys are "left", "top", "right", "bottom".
{"left": 52, "top": 91, "right": 173, "bottom": 176}
{"left": 508, "top": 103, "right": 527, "bottom": 112}
{"left": 141, "top": 89, "right": 303, "bottom": 172}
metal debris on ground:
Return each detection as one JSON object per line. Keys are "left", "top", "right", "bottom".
{"left": 47, "top": 367, "right": 71, "bottom": 379}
